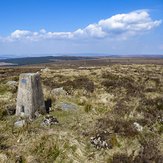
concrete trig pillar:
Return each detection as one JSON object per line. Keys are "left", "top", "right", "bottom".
{"left": 16, "top": 73, "right": 46, "bottom": 119}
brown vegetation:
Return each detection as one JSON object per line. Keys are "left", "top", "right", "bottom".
{"left": 0, "top": 61, "right": 163, "bottom": 162}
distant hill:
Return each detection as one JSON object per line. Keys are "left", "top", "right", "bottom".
{"left": 0, "top": 55, "right": 163, "bottom": 66}
{"left": 0, "top": 56, "right": 96, "bottom": 66}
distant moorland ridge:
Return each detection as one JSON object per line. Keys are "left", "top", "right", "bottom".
{"left": 0, "top": 55, "right": 163, "bottom": 66}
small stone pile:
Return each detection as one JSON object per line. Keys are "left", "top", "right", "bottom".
{"left": 42, "top": 115, "right": 59, "bottom": 126}
{"left": 90, "top": 133, "right": 111, "bottom": 149}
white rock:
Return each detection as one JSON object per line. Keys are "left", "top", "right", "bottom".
{"left": 14, "top": 120, "right": 26, "bottom": 127}
{"left": 51, "top": 87, "right": 67, "bottom": 96}
{"left": 133, "top": 122, "right": 143, "bottom": 132}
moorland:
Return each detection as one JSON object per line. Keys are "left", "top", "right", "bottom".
{"left": 0, "top": 57, "right": 163, "bottom": 162}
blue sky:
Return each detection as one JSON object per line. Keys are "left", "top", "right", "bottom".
{"left": 0, "top": 0, "right": 163, "bottom": 56}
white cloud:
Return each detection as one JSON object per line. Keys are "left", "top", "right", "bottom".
{"left": 97, "top": 10, "right": 161, "bottom": 38}
{"left": 11, "top": 30, "right": 32, "bottom": 39}
{"left": 2, "top": 10, "right": 162, "bottom": 42}
{"left": 40, "top": 29, "right": 46, "bottom": 34}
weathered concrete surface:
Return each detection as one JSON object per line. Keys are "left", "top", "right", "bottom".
{"left": 16, "top": 73, "right": 46, "bottom": 119}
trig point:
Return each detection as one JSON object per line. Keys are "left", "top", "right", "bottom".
{"left": 16, "top": 73, "right": 46, "bottom": 119}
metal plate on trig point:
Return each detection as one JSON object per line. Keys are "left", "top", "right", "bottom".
{"left": 21, "top": 79, "right": 27, "bottom": 84}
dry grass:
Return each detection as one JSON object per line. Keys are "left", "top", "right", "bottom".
{"left": 0, "top": 63, "right": 163, "bottom": 162}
